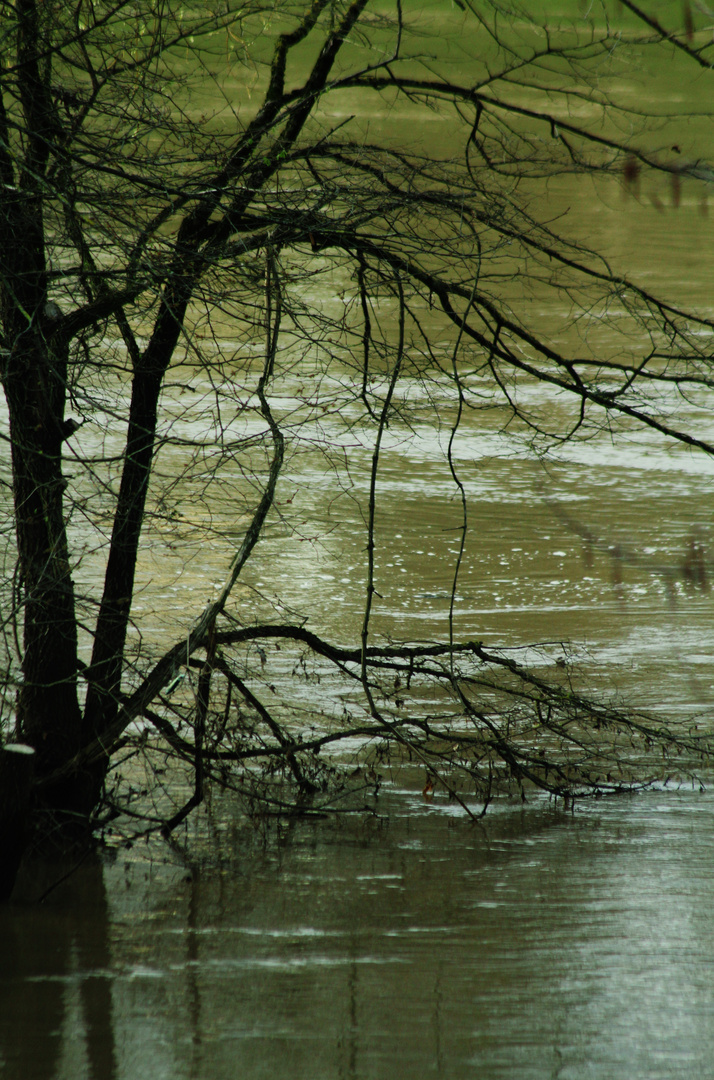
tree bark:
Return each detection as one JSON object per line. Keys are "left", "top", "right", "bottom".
{"left": 2, "top": 317, "right": 83, "bottom": 784}
{"left": 0, "top": 744, "right": 35, "bottom": 901}
{"left": 0, "top": 2, "right": 83, "bottom": 804}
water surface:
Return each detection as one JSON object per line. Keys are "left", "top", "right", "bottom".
{"left": 3, "top": 10, "right": 714, "bottom": 1078}
{"left": 2, "top": 785, "right": 714, "bottom": 1079}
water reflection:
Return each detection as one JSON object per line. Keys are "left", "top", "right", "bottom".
{"left": 0, "top": 857, "right": 117, "bottom": 1080}
{"left": 2, "top": 787, "right": 714, "bottom": 1079}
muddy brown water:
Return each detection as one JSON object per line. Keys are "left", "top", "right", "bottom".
{"left": 2, "top": 786, "right": 714, "bottom": 1079}
{"left": 4, "top": 16, "right": 714, "bottom": 1078}
{"left": 3, "top": 216, "right": 714, "bottom": 1077}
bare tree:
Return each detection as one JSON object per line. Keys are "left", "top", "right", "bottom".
{"left": 1, "top": 0, "right": 713, "bottom": 881}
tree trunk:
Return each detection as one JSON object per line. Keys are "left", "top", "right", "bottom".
{"left": 1, "top": 211, "right": 84, "bottom": 811}
{"left": 4, "top": 331, "right": 84, "bottom": 778}
{"left": 0, "top": 743, "right": 35, "bottom": 901}
{"left": 0, "top": 13, "right": 84, "bottom": 806}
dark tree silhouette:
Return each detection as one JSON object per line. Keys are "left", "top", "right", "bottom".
{"left": 1, "top": 0, "right": 713, "bottom": 886}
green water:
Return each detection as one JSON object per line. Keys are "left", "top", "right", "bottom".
{"left": 3, "top": 785, "right": 714, "bottom": 1079}
{"left": 3, "top": 4, "right": 714, "bottom": 1077}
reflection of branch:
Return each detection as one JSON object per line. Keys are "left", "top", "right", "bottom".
{"left": 545, "top": 496, "right": 710, "bottom": 594}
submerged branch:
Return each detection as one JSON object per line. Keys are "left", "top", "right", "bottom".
{"left": 97, "top": 620, "right": 712, "bottom": 837}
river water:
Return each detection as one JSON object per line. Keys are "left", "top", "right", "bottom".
{"left": 2, "top": 785, "right": 714, "bottom": 1079}
{"left": 3, "top": 205, "right": 714, "bottom": 1076}
{"left": 4, "top": 10, "right": 714, "bottom": 1079}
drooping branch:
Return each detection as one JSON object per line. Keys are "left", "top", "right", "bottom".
{"left": 345, "top": 236, "right": 714, "bottom": 458}
{"left": 102, "top": 620, "right": 713, "bottom": 824}
{"left": 160, "top": 619, "right": 217, "bottom": 835}
{"left": 4, "top": 0, "right": 714, "bottom": 849}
